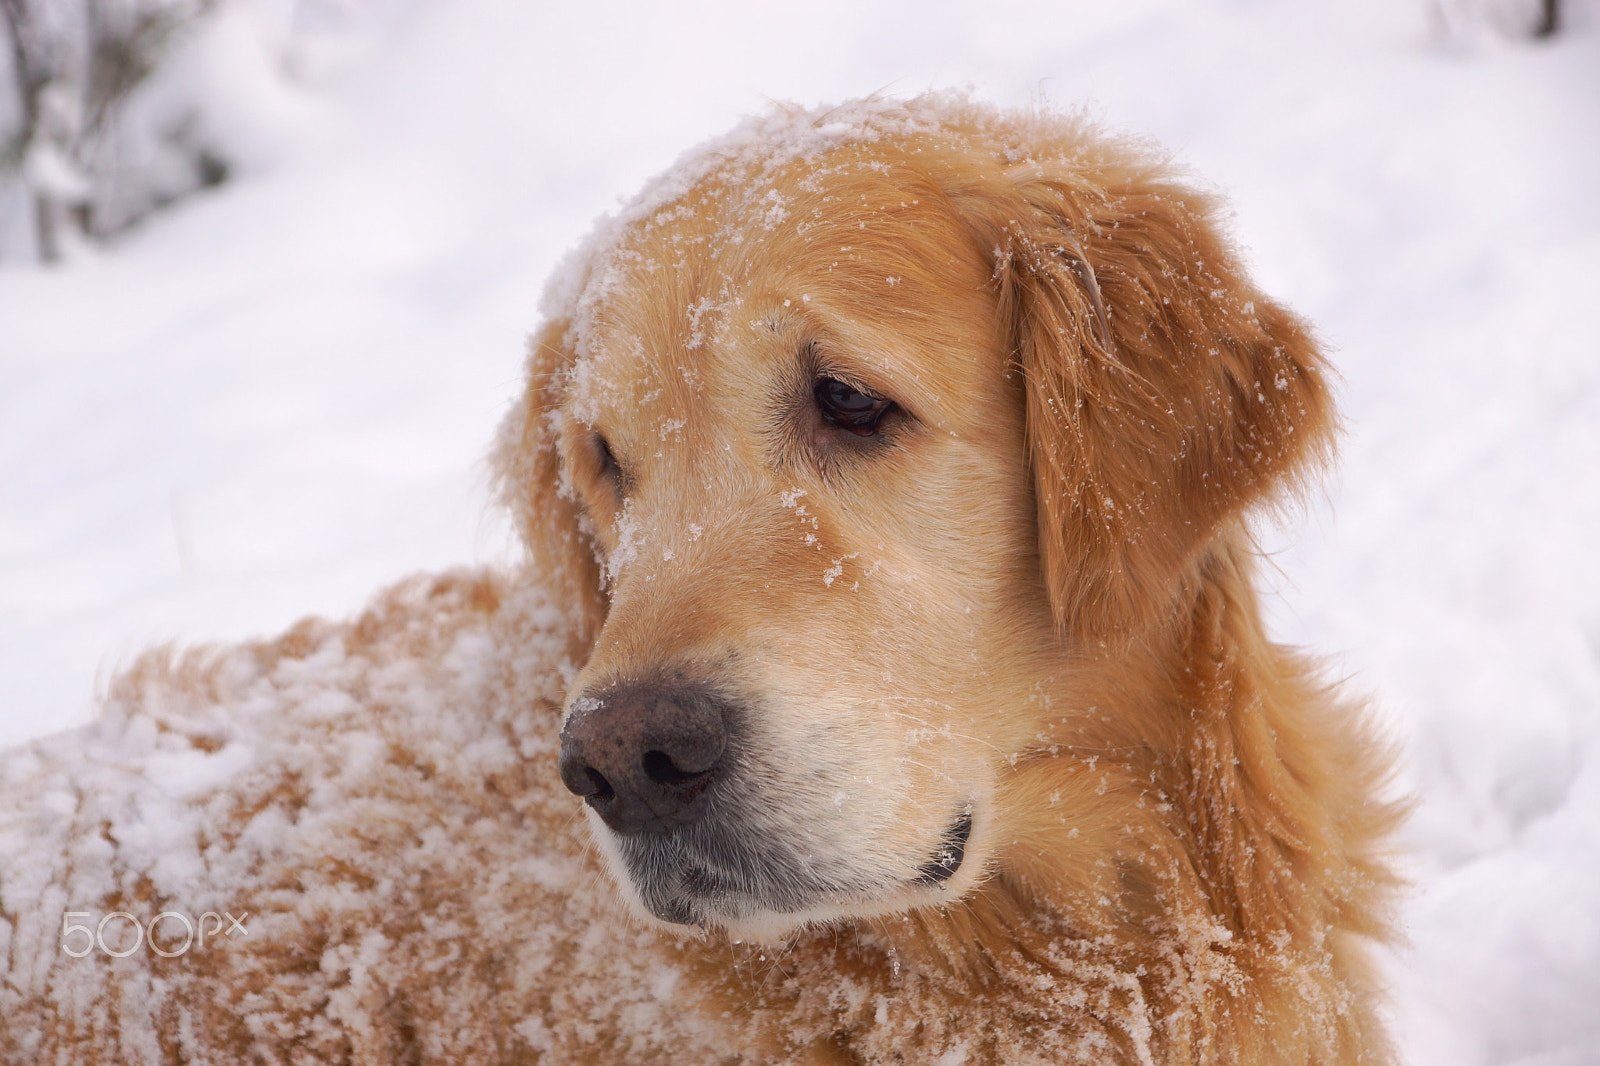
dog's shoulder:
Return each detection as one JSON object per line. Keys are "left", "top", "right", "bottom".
{"left": 0, "top": 568, "right": 746, "bottom": 1064}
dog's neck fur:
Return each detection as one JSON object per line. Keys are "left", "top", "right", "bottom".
{"left": 689, "top": 539, "right": 1397, "bottom": 1065}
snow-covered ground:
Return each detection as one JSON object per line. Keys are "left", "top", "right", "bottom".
{"left": 2, "top": 1, "right": 1596, "bottom": 1062}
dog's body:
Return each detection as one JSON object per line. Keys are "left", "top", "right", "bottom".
{"left": 2, "top": 97, "right": 1399, "bottom": 1064}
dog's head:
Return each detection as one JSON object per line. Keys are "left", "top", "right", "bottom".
{"left": 495, "top": 97, "right": 1332, "bottom": 940}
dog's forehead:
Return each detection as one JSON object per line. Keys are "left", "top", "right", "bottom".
{"left": 563, "top": 140, "right": 1005, "bottom": 436}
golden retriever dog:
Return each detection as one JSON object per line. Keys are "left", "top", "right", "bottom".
{"left": 0, "top": 95, "right": 1400, "bottom": 1065}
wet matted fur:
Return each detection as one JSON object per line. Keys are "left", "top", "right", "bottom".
{"left": 1, "top": 96, "right": 1401, "bottom": 1065}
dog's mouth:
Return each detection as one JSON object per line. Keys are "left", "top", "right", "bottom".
{"left": 913, "top": 809, "right": 973, "bottom": 887}
{"left": 608, "top": 804, "right": 978, "bottom": 931}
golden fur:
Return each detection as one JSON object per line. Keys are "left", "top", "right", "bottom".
{"left": 0, "top": 97, "right": 1400, "bottom": 1064}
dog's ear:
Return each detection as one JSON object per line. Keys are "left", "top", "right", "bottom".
{"left": 980, "top": 163, "right": 1335, "bottom": 642}
{"left": 493, "top": 318, "right": 607, "bottom": 655}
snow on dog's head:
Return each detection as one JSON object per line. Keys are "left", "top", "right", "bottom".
{"left": 494, "top": 94, "right": 1337, "bottom": 940}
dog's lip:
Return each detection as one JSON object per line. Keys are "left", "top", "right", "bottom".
{"left": 913, "top": 808, "right": 974, "bottom": 887}
{"left": 612, "top": 803, "right": 979, "bottom": 928}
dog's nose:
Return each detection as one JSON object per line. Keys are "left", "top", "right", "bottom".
{"left": 558, "top": 681, "right": 729, "bottom": 835}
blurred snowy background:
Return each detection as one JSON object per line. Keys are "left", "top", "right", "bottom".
{"left": 1, "top": 0, "right": 1596, "bottom": 1062}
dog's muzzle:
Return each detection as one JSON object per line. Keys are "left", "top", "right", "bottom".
{"left": 558, "top": 676, "right": 975, "bottom": 929}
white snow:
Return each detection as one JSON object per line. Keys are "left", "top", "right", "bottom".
{"left": 2, "top": 0, "right": 1597, "bottom": 1063}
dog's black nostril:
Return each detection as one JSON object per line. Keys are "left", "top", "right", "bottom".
{"left": 642, "top": 749, "right": 709, "bottom": 788}
{"left": 559, "top": 746, "right": 615, "bottom": 801}
{"left": 579, "top": 767, "right": 614, "bottom": 800}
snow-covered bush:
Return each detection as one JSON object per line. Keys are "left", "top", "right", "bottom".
{"left": 0, "top": 0, "right": 356, "bottom": 262}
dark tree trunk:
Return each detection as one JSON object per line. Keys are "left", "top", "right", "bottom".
{"left": 1, "top": 0, "right": 59, "bottom": 260}
{"left": 1534, "top": 0, "right": 1561, "bottom": 37}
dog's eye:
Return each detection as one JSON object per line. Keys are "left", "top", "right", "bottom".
{"left": 596, "top": 433, "right": 625, "bottom": 488}
{"left": 814, "top": 378, "right": 898, "bottom": 436}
